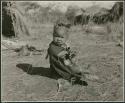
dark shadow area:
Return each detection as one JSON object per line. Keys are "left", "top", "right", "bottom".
{"left": 75, "top": 80, "right": 88, "bottom": 86}
{"left": 16, "top": 63, "right": 61, "bottom": 80}
{"left": 16, "top": 63, "right": 88, "bottom": 86}
{"left": 70, "top": 77, "right": 88, "bottom": 86}
{"left": 2, "top": 2, "right": 15, "bottom": 37}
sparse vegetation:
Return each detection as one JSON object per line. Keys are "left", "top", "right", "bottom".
{"left": 1, "top": 1, "right": 124, "bottom": 102}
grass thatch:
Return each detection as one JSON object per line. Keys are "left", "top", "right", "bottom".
{"left": 109, "top": 2, "right": 123, "bottom": 22}
{"left": 2, "top": 1, "right": 30, "bottom": 38}
{"left": 2, "top": 1, "right": 124, "bottom": 43}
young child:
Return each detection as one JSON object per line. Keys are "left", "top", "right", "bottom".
{"left": 47, "top": 17, "right": 99, "bottom": 85}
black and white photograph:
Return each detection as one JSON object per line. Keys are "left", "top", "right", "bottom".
{"left": 1, "top": 0, "right": 124, "bottom": 102}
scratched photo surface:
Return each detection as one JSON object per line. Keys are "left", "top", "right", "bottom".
{"left": 1, "top": 1, "right": 124, "bottom": 102}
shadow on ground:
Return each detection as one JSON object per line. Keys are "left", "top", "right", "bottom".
{"left": 16, "top": 63, "right": 88, "bottom": 86}
{"left": 16, "top": 63, "right": 61, "bottom": 80}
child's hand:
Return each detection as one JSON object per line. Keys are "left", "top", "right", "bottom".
{"left": 64, "top": 59, "right": 72, "bottom": 66}
{"left": 67, "top": 47, "right": 77, "bottom": 57}
{"left": 71, "top": 57, "right": 79, "bottom": 65}
{"left": 70, "top": 50, "right": 77, "bottom": 57}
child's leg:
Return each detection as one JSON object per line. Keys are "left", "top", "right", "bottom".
{"left": 69, "top": 64, "right": 82, "bottom": 75}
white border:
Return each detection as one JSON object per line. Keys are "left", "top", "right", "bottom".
{"left": 1, "top": 0, "right": 124, "bottom": 102}
{"left": 123, "top": 0, "right": 124, "bottom": 102}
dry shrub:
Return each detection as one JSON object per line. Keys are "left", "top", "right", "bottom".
{"left": 2, "top": 2, "right": 30, "bottom": 39}
{"left": 82, "top": 19, "right": 123, "bottom": 43}
{"left": 106, "top": 21, "right": 123, "bottom": 42}
{"left": 83, "top": 22, "right": 94, "bottom": 33}
{"left": 71, "top": 25, "right": 83, "bottom": 33}
{"left": 83, "top": 22, "right": 107, "bottom": 35}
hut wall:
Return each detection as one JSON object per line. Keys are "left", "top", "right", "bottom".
{"left": 2, "top": 1, "right": 30, "bottom": 38}
{"left": 2, "top": 2, "right": 15, "bottom": 37}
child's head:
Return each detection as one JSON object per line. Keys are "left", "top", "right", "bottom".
{"left": 53, "top": 17, "right": 71, "bottom": 45}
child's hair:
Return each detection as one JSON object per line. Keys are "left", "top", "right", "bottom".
{"left": 53, "top": 17, "right": 71, "bottom": 38}
{"left": 52, "top": 17, "right": 71, "bottom": 46}
{"left": 55, "top": 17, "right": 71, "bottom": 29}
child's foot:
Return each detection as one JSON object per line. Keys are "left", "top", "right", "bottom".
{"left": 57, "top": 78, "right": 71, "bottom": 92}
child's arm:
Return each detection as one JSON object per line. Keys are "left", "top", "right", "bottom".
{"left": 66, "top": 47, "right": 77, "bottom": 60}
{"left": 57, "top": 50, "right": 68, "bottom": 58}
{"left": 56, "top": 47, "right": 77, "bottom": 66}
{"left": 57, "top": 50, "right": 72, "bottom": 66}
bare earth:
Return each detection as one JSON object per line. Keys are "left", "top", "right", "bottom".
{"left": 1, "top": 25, "right": 123, "bottom": 101}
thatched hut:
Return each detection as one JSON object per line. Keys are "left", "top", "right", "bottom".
{"left": 80, "top": 12, "right": 91, "bottom": 25}
{"left": 92, "top": 8, "right": 110, "bottom": 24}
{"left": 2, "top": 2, "right": 15, "bottom": 37}
{"left": 91, "top": 2, "right": 123, "bottom": 24}
{"left": 74, "top": 2, "right": 123, "bottom": 25}
{"left": 2, "top": 1, "right": 30, "bottom": 38}
{"left": 74, "top": 8, "right": 85, "bottom": 25}
{"left": 109, "top": 2, "right": 123, "bottom": 22}
{"left": 74, "top": 5, "right": 108, "bottom": 25}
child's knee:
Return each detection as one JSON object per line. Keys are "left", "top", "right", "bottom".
{"left": 71, "top": 66, "right": 81, "bottom": 74}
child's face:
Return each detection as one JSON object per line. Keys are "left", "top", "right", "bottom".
{"left": 55, "top": 25, "right": 70, "bottom": 41}
{"left": 53, "top": 37, "right": 67, "bottom": 45}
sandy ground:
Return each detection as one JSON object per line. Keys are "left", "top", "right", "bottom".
{"left": 1, "top": 25, "right": 124, "bottom": 101}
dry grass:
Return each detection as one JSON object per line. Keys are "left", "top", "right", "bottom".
{"left": 82, "top": 21, "right": 123, "bottom": 43}
{"left": 2, "top": 2, "right": 124, "bottom": 101}
{"left": 83, "top": 22, "right": 107, "bottom": 35}
{"left": 1, "top": 7, "right": 124, "bottom": 101}
{"left": 106, "top": 22, "right": 123, "bottom": 42}
{"left": 1, "top": 23, "right": 123, "bottom": 101}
